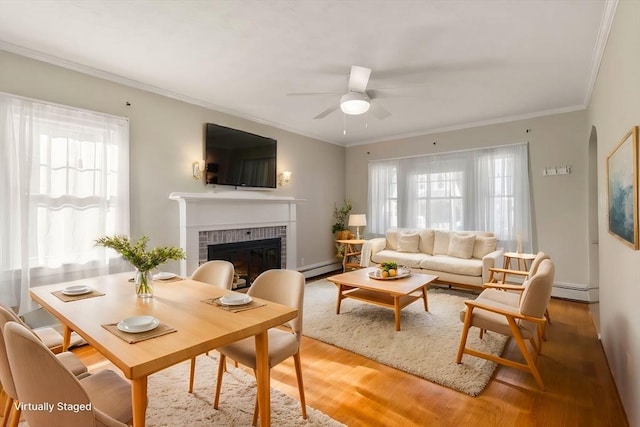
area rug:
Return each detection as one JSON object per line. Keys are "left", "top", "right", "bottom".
{"left": 303, "top": 280, "right": 508, "bottom": 396}
{"left": 16, "top": 353, "right": 342, "bottom": 427}
{"left": 144, "top": 353, "right": 344, "bottom": 426}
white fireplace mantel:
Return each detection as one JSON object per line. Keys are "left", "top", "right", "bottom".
{"left": 169, "top": 191, "right": 300, "bottom": 276}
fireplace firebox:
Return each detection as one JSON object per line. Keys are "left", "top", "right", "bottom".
{"left": 207, "top": 238, "right": 282, "bottom": 290}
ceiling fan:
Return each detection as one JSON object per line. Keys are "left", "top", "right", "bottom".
{"left": 288, "top": 65, "right": 392, "bottom": 120}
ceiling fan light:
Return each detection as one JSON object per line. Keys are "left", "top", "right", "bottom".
{"left": 340, "top": 92, "right": 370, "bottom": 115}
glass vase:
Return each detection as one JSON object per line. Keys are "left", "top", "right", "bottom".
{"left": 135, "top": 269, "right": 153, "bottom": 298}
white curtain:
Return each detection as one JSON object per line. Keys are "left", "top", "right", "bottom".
{"left": 0, "top": 93, "right": 130, "bottom": 314}
{"left": 368, "top": 143, "right": 532, "bottom": 252}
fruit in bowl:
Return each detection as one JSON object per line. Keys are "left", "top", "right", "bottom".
{"left": 379, "top": 261, "right": 398, "bottom": 278}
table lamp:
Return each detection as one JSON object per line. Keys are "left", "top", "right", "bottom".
{"left": 348, "top": 214, "right": 367, "bottom": 240}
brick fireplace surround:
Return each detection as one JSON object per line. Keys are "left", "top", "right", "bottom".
{"left": 169, "top": 191, "right": 298, "bottom": 278}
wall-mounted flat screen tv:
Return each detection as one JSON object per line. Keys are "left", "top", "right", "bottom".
{"left": 205, "top": 123, "right": 277, "bottom": 189}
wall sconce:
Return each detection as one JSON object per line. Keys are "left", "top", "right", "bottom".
{"left": 192, "top": 160, "right": 204, "bottom": 180}
{"left": 278, "top": 171, "right": 292, "bottom": 186}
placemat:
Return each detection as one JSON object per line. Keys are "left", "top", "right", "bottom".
{"left": 52, "top": 289, "right": 106, "bottom": 302}
{"left": 102, "top": 322, "right": 177, "bottom": 344}
{"left": 154, "top": 276, "right": 184, "bottom": 283}
{"left": 202, "top": 297, "right": 266, "bottom": 313}
{"left": 127, "top": 276, "right": 184, "bottom": 283}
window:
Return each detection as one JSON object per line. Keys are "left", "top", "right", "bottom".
{"left": 414, "top": 171, "right": 464, "bottom": 229}
{"left": 0, "top": 93, "right": 130, "bottom": 313}
{"left": 368, "top": 143, "right": 531, "bottom": 251}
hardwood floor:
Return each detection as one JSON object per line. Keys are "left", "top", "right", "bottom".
{"left": 73, "top": 295, "right": 628, "bottom": 427}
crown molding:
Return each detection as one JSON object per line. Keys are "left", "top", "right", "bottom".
{"left": 582, "top": 0, "right": 618, "bottom": 107}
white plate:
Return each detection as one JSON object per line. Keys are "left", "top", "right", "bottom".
{"left": 220, "top": 294, "right": 252, "bottom": 306}
{"left": 117, "top": 316, "right": 160, "bottom": 333}
{"left": 120, "top": 315, "right": 156, "bottom": 329}
{"left": 153, "top": 272, "right": 177, "bottom": 280}
{"left": 61, "top": 285, "right": 91, "bottom": 296}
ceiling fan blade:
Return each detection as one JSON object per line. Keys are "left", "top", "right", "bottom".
{"left": 348, "top": 65, "right": 372, "bottom": 92}
{"left": 313, "top": 104, "right": 339, "bottom": 119}
{"left": 369, "top": 102, "right": 392, "bottom": 120}
{"left": 286, "top": 91, "right": 342, "bottom": 96}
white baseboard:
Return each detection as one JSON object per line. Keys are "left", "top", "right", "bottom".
{"left": 552, "top": 281, "right": 599, "bottom": 302}
{"left": 297, "top": 260, "right": 342, "bottom": 279}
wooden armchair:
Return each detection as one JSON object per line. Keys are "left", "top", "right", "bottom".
{"left": 486, "top": 251, "right": 552, "bottom": 324}
{"left": 457, "top": 259, "right": 555, "bottom": 390}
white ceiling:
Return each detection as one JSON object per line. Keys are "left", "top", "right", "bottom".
{"left": 0, "top": 0, "right": 614, "bottom": 146}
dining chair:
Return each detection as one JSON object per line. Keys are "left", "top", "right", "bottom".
{"left": 188, "top": 260, "right": 235, "bottom": 393}
{"left": 213, "top": 269, "right": 307, "bottom": 425}
{"left": 0, "top": 305, "right": 89, "bottom": 427}
{"left": 4, "top": 321, "right": 133, "bottom": 427}
{"left": 456, "top": 259, "right": 555, "bottom": 390}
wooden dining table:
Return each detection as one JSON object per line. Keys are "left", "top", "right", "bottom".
{"left": 29, "top": 272, "right": 298, "bottom": 427}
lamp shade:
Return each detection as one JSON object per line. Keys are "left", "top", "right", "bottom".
{"left": 348, "top": 214, "right": 367, "bottom": 227}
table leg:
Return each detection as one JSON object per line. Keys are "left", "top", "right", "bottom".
{"left": 255, "top": 331, "right": 270, "bottom": 427}
{"left": 394, "top": 297, "right": 401, "bottom": 331}
{"left": 62, "top": 325, "right": 72, "bottom": 351}
{"left": 131, "top": 377, "right": 148, "bottom": 427}
{"left": 336, "top": 284, "right": 344, "bottom": 314}
{"left": 422, "top": 286, "right": 429, "bottom": 311}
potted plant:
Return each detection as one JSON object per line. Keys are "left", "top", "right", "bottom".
{"left": 95, "top": 235, "right": 186, "bottom": 298}
{"left": 331, "top": 199, "right": 352, "bottom": 240}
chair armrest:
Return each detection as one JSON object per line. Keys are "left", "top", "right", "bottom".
{"left": 360, "top": 237, "right": 386, "bottom": 267}
{"left": 488, "top": 267, "right": 529, "bottom": 277}
{"left": 464, "top": 299, "right": 546, "bottom": 324}
{"left": 488, "top": 266, "right": 530, "bottom": 284}
{"left": 482, "top": 283, "right": 525, "bottom": 292}
{"left": 481, "top": 248, "right": 504, "bottom": 283}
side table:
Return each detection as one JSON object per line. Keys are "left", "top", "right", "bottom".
{"left": 336, "top": 239, "right": 365, "bottom": 272}
{"left": 502, "top": 251, "right": 536, "bottom": 272}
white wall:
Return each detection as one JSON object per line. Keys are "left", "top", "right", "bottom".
{"left": 345, "top": 111, "right": 592, "bottom": 297}
{"left": 588, "top": 1, "right": 640, "bottom": 425}
{"left": 0, "top": 50, "right": 346, "bottom": 274}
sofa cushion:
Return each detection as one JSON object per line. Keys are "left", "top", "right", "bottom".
{"left": 371, "top": 249, "right": 428, "bottom": 269}
{"left": 398, "top": 233, "right": 420, "bottom": 253}
{"left": 448, "top": 233, "right": 476, "bottom": 259}
{"left": 419, "top": 255, "right": 483, "bottom": 276}
{"left": 433, "top": 230, "right": 450, "bottom": 255}
{"left": 473, "top": 235, "right": 498, "bottom": 259}
{"left": 418, "top": 229, "right": 435, "bottom": 255}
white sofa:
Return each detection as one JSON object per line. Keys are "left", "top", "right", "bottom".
{"left": 360, "top": 228, "right": 503, "bottom": 290}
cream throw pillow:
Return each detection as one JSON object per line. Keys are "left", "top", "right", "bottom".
{"left": 385, "top": 229, "right": 399, "bottom": 250}
{"left": 473, "top": 235, "right": 498, "bottom": 259}
{"left": 398, "top": 233, "right": 420, "bottom": 253}
{"left": 418, "top": 229, "right": 435, "bottom": 255}
{"left": 448, "top": 233, "right": 476, "bottom": 259}
{"left": 432, "top": 230, "right": 450, "bottom": 255}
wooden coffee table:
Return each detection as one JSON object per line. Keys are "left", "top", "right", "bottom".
{"left": 327, "top": 267, "right": 438, "bottom": 331}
